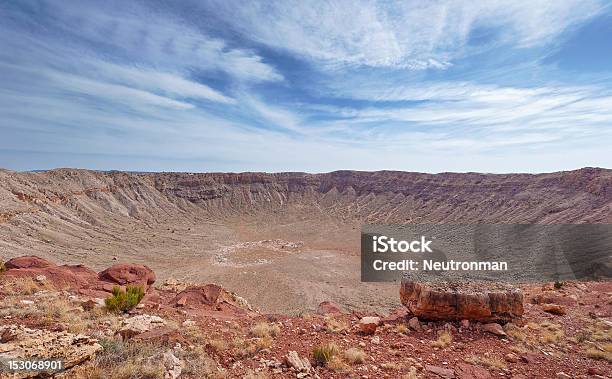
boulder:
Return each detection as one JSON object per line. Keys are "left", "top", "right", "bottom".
{"left": 316, "top": 301, "right": 345, "bottom": 315}
{"left": 408, "top": 316, "right": 422, "bottom": 331}
{"left": 541, "top": 303, "right": 566, "bottom": 315}
{"left": 0, "top": 324, "right": 101, "bottom": 376}
{"left": 118, "top": 314, "right": 166, "bottom": 339}
{"left": 98, "top": 263, "right": 156, "bottom": 288}
{"left": 481, "top": 323, "right": 506, "bottom": 337}
{"left": 162, "top": 351, "right": 183, "bottom": 379}
{"left": 426, "top": 364, "right": 456, "bottom": 379}
{"left": 170, "top": 284, "right": 252, "bottom": 319}
{"left": 284, "top": 351, "right": 311, "bottom": 373}
{"left": 400, "top": 281, "right": 523, "bottom": 322}
{"left": 532, "top": 291, "right": 577, "bottom": 306}
{"left": 382, "top": 307, "right": 409, "bottom": 323}
{"left": 4, "top": 256, "right": 54, "bottom": 269}
{"left": 359, "top": 316, "right": 380, "bottom": 335}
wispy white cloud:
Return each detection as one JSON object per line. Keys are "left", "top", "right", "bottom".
{"left": 203, "top": 0, "right": 605, "bottom": 70}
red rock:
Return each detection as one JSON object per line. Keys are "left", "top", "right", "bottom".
{"left": 541, "top": 303, "right": 566, "bottom": 315}
{"left": 4, "top": 256, "right": 54, "bottom": 269}
{"left": 456, "top": 363, "right": 491, "bottom": 379}
{"left": 171, "top": 284, "right": 251, "bottom": 319}
{"left": 382, "top": 307, "right": 409, "bottom": 323}
{"left": 504, "top": 353, "right": 518, "bottom": 363}
{"left": 359, "top": 316, "right": 380, "bottom": 335}
{"left": 482, "top": 323, "right": 506, "bottom": 336}
{"left": 587, "top": 367, "right": 604, "bottom": 375}
{"left": 400, "top": 281, "right": 523, "bottom": 322}
{"left": 532, "top": 291, "right": 577, "bottom": 306}
{"left": 316, "top": 301, "right": 345, "bottom": 315}
{"left": 98, "top": 263, "right": 156, "bottom": 287}
{"left": 425, "top": 364, "right": 455, "bottom": 379}
{"left": 133, "top": 326, "right": 185, "bottom": 345}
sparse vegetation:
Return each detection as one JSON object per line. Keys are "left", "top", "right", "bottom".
{"left": 465, "top": 355, "right": 507, "bottom": 370}
{"left": 208, "top": 339, "right": 228, "bottom": 352}
{"left": 0, "top": 261, "right": 5, "bottom": 275}
{"left": 395, "top": 323, "right": 409, "bottom": 334}
{"left": 250, "top": 322, "right": 280, "bottom": 338}
{"left": 539, "top": 321, "right": 564, "bottom": 344}
{"left": 87, "top": 338, "right": 164, "bottom": 379}
{"left": 554, "top": 281, "right": 564, "bottom": 289}
{"left": 586, "top": 345, "right": 612, "bottom": 362}
{"left": 104, "top": 285, "right": 145, "bottom": 313}
{"left": 431, "top": 330, "right": 453, "bottom": 348}
{"left": 343, "top": 347, "right": 366, "bottom": 364}
{"left": 313, "top": 342, "right": 340, "bottom": 366}
{"left": 2, "top": 276, "right": 52, "bottom": 295}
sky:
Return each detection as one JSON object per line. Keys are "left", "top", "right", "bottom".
{"left": 1, "top": 0, "right": 611, "bottom": 173}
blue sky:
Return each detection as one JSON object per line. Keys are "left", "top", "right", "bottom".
{"left": 1, "top": 0, "right": 611, "bottom": 173}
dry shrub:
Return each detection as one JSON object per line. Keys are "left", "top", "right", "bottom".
{"left": 313, "top": 342, "right": 340, "bottom": 366}
{"left": 324, "top": 316, "right": 349, "bottom": 333}
{"left": 2, "top": 276, "right": 53, "bottom": 295}
{"left": 208, "top": 339, "right": 228, "bottom": 352}
{"left": 586, "top": 344, "right": 612, "bottom": 362}
{"left": 431, "top": 331, "right": 453, "bottom": 348}
{"left": 179, "top": 345, "right": 225, "bottom": 378}
{"left": 505, "top": 324, "right": 527, "bottom": 342}
{"left": 465, "top": 355, "right": 507, "bottom": 370}
{"left": 88, "top": 338, "right": 164, "bottom": 379}
{"left": 538, "top": 321, "right": 564, "bottom": 344}
{"left": 395, "top": 323, "right": 409, "bottom": 334}
{"left": 343, "top": 347, "right": 366, "bottom": 364}
{"left": 250, "top": 322, "right": 280, "bottom": 338}
{"left": 327, "top": 356, "right": 350, "bottom": 372}
{"left": 402, "top": 366, "right": 419, "bottom": 379}
{"left": 381, "top": 362, "right": 403, "bottom": 371}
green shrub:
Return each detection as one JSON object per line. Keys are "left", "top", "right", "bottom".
{"left": 313, "top": 342, "right": 340, "bottom": 366}
{"left": 0, "top": 261, "right": 5, "bottom": 275}
{"left": 105, "top": 285, "right": 145, "bottom": 313}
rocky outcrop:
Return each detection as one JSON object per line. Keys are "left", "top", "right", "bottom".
{"left": 171, "top": 284, "right": 254, "bottom": 318}
{"left": 0, "top": 325, "right": 101, "bottom": 378}
{"left": 1, "top": 256, "right": 156, "bottom": 298}
{"left": 400, "top": 281, "right": 524, "bottom": 322}
{"left": 98, "top": 263, "right": 156, "bottom": 288}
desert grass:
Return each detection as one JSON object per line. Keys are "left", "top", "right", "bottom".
{"left": 586, "top": 344, "right": 612, "bottom": 362}
{"left": 401, "top": 366, "right": 419, "bottom": 379}
{"left": 465, "top": 355, "right": 507, "bottom": 370}
{"left": 85, "top": 338, "right": 165, "bottom": 379}
{"left": 179, "top": 345, "right": 226, "bottom": 378}
{"left": 313, "top": 342, "right": 340, "bottom": 366}
{"left": 1, "top": 276, "right": 54, "bottom": 295}
{"left": 250, "top": 321, "right": 280, "bottom": 338}
{"left": 430, "top": 331, "right": 453, "bottom": 348}
{"left": 395, "top": 323, "right": 409, "bottom": 334}
{"left": 343, "top": 347, "right": 367, "bottom": 364}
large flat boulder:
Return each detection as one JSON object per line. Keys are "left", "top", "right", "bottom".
{"left": 400, "top": 281, "right": 523, "bottom": 323}
{"left": 0, "top": 324, "right": 101, "bottom": 378}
